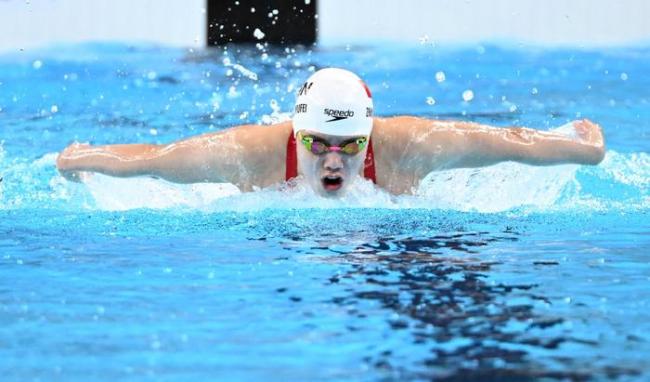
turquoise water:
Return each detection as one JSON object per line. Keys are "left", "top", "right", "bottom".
{"left": 1, "top": 43, "right": 649, "bottom": 381}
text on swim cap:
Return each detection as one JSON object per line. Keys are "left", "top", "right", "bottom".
{"left": 324, "top": 108, "right": 355, "bottom": 122}
{"left": 323, "top": 109, "right": 354, "bottom": 122}
{"left": 324, "top": 109, "right": 354, "bottom": 118}
{"left": 298, "top": 82, "right": 313, "bottom": 96}
{"left": 295, "top": 103, "right": 308, "bottom": 113}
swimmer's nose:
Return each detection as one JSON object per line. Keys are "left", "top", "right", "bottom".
{"left": 323, "top": 153, "right": 344, "bottom": 172}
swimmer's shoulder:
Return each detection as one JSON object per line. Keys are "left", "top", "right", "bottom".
{"left": 191, "top": 120, "right": 292, "bottom": 148}
{"left": 372, "top": 117, "right": 473, "bottom": 146}
{"left": 372, "top": 116, "right": 443, "bottom": 142}
{"left": 372, "top": 116, "right": 456, "bottom": 134}
{"left": 226, "top": 120, "right": 293, "bottom": 169}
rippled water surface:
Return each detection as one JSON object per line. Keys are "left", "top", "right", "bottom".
{"left": 1, "top": 43, "right": 649, "bottom": 381}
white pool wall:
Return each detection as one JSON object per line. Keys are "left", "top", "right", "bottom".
{"left": 0, "top": 0, "right": 649, "bottom": 53}
{"left": 0, "top": 0, "right": 206, "bottom": 53}
{"left": 318, "top": 0, "right": 650, "bottom": 47}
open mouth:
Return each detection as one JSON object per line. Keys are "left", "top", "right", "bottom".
{"left": 321, "top": 175, "right": 343, "bottom": 191}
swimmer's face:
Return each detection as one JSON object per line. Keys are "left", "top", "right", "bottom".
{"left": 296, "top": 130, "right": 368, "bottom": 197}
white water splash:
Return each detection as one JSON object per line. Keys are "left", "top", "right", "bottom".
{"left": 3, "top": 141, "right": 649, "bottom": 214}
{"left": 63, "top": 147, "right": 647, "bottom": 213}
{"left": 222, "top": 58, "right": 258, "bottom": 81}
{"left": 418, "top": 162, "right": 579, "bottom": 212}
{"left": 58, "top": 164, "right": 573, "bottom": 213}
{"left": 83, "top": 175, "right": 241, "bottom": 211}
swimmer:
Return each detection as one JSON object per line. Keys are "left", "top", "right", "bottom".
{"left": 56, "top": 68, "right": 605, "bottom": 196}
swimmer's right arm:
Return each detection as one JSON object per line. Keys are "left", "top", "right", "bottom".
{"left": 56, "top": 122, "right": 292, "bottom": 189}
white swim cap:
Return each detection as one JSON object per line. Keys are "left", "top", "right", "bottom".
{"left": 292, "top": 68, "right": 374, "bottom": 137}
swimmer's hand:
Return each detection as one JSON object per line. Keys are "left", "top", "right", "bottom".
{"left": 571, "top": 119, "right": 605, "bottom": 164}
{"left": 573, "top": 119, "right": 605, "bottom": 148}
{"left": 56, "top": 142, "right": 93, "bottom": 182}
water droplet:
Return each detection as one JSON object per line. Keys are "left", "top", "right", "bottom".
{"left": 462, "top": 90, "right": 474, "bottom": 102}
{"left": 253, "top": 28, "right": 265, "bottom": 40}
{"left": 435, "top": 71, "right": 446, "bottom": 83}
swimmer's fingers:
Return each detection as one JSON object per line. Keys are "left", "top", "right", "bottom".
{"left": 57, "top": 142, "right": 93, "bottom": 182}
{"left": 573, "top": 119, "right": 604, "bottom": 147}
{"left": 572, "top": 119, "right": 605, "bottom": 164}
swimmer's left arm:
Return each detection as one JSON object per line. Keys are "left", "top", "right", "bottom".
{"left": 375, "top": 117, "right": 605, "bottom": 178}
{"left": 446, "top": 119, "right": 605, "bottom": 168}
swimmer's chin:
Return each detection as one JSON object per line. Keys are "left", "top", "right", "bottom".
{"left": 318, "top": 188, "right": 346, "bottom": 198}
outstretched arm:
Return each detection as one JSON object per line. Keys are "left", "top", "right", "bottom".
{"left": 56, "top": 122, "right": 292, "bottom": 190}
{"left": 373, "top": 117, "right": 605, "bottom": 180}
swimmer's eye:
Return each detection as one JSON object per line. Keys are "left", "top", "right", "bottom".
{"left": 300, "top": 135, "right": 314, "bottom": 152}
{"left": 309, "top": 140, "right": 330, "bottom": 155}
{"left": 339, "top": 137, "right": 368, "bottom": 155}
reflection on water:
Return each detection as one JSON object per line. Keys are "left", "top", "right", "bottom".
{"left": 289, "top": 232, "right": 640, "bottom": 381}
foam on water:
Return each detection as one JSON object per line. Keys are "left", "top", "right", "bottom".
{"left": 2, "top": 147, "right": 648, "bottom": 214}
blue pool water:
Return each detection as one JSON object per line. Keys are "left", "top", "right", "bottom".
{"left": 1, "top": 42, "right": 649, "bottom": 381}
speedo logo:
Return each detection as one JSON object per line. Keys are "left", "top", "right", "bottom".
{"left": 324, "top": 108, "right": 354, "bottom": 122}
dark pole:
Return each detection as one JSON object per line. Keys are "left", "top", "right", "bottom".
{"left": 207, "top": 0, "right": 317, "bottom": 46}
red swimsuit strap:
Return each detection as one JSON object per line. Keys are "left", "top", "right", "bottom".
{"left": 363, "top": 139, "right": 377, "bottom": 183}
{"left": 285, "top": 133, "right": 299, "bottom": 181}
{"left": 285, "top": 134, "right": 376, "bottom": 184}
